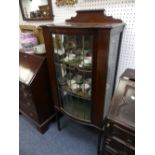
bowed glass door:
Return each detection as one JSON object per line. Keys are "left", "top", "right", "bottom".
{"left": 52, "top": 34, "right": 93, "bottom": 121}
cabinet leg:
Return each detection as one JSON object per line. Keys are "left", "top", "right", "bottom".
{"left": 37, "top": 125, "right": 48, "bottom": 134}
{"left": 56, "top": 111, "right": 61, "bottom": 131}
{"left": 97, "top": 130, "right": 103, "bottom": 155}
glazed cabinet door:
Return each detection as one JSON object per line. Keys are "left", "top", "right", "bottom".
{"left": 51, "top": 32, "right": 94, "bottom": 122}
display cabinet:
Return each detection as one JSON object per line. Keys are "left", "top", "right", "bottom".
{"left": 42, "top": 10, "right": 125, "bottom": 153}
{"left": 19, "top": 52, "right": 55, "bottom": 133}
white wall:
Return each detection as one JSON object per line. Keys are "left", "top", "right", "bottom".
{"left": 19, "top": 0, "right": 135, "bottom": 80}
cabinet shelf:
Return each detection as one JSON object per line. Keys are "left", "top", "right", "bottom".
{"left": 54, "top": 61, "right": 92, "bottom": 73}
{"left": 61, "top": 59, "right": 92, "bottom": 70}
{"left": 58, "top": 86, "right": 91, "bottom": 101}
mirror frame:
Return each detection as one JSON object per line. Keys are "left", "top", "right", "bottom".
{"left": 19, "top": 0, "right": 54, "bottom": 21}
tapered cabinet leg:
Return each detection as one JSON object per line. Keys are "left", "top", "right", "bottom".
{"left": 97, "top": 130, "right": 103, "bottom": 155}
{"left": 56, "top": 111, "right": 61, "bottom": 131}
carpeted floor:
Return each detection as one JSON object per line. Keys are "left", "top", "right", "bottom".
{"left": 19, "top": 115, "right": 98, "bottom": 155}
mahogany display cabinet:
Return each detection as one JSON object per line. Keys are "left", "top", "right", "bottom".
{"left": 42, "top": 10, "right": 125, "bottom": 153}
{"left": 19, "top": 52, "right": 55, "bottom": 133}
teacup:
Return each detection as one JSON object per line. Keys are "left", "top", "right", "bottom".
{"left": 84, "top": 56, "right": 92, "bottom": 64}
{"left": 33, "top": 44, "right": 46, "bottom": 54}
{"left": 68, "top": 53, "right": 76, "bottom": 60}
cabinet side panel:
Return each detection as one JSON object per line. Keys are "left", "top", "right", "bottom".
{"left": 31, "top": 60, "right": 54, "bottom": 123}
{"left": 103, "top": 32, "right": 121, "bottom": 118}
{"left": 42, "top": 27, "right": 60, "bottom": 108}
{"left": 92, "top": 29, "right": 110, "bottom": 127}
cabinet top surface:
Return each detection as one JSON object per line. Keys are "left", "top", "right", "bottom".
{"left": 41, "top": 10, "right": 125, "bottom": 29}
{"left": 42, "top": 22, "right": 125, "bottom": 29}
{"left": 19, "top": 52, "right": 45, "bottom": 85}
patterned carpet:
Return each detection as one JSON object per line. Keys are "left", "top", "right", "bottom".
{"left": 19, "top": 115, "right": 98, "bottom": 155}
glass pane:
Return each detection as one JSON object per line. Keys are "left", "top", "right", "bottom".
{"left": 52, "top": 34, "right": 93, "bottom": 121}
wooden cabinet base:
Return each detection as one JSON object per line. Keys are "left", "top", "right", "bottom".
{"left": 20, "top": 109, "right": 56, "bottom": 134}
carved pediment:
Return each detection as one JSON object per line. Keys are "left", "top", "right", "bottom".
{"left": 66, "top": 10, "right": 122, "bottom": 23}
